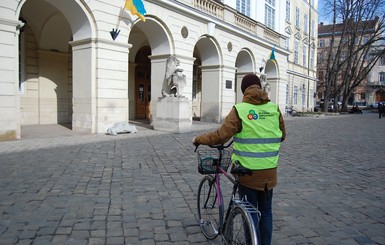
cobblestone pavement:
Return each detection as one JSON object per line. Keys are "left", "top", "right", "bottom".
{"left": 0, "top": 112, "right": 384, "bottom": 245}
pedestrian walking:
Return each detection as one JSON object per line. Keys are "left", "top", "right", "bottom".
{"left": 193, "top": 73, "right": 286, "bottom": 245}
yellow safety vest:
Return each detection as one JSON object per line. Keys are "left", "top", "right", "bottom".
{"left": 232, "top": 102, "right": 282, "bottom": 170}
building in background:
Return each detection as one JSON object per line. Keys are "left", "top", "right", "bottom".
{"left": 0, "top": 0, "right": 317, "bottom": 141}
{"left": 317, "top": 17, "right": 383, "bottom": 109}
{"left": 284, "top": 0, "right": 318, "bottom": 112}
{"left": 366, "top": 44, "right": 385, "bottom": 106}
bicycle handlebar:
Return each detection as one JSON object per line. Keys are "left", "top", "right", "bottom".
{"left": 194, "top": 140, "right": 233, "bottom": 152}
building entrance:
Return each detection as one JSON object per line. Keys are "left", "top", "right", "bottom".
{"left": 135, "top": 46, "right": 151, "bottom": 119}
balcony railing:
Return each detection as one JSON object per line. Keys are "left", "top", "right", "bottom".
{"left": 171, "top": 0, "right": 283, "bottom": 45}
{"left": 190, "top": 0, "right": 281, "bottom": 45}
{"left": 192, "top": 0, "right": 224, "bottom": 20}
{"left": 235, "top": 14, "right": 256, "bottom": 34}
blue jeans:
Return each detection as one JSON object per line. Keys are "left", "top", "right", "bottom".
{"left": 238, "top": 185, "right": 273, "bottom": 245}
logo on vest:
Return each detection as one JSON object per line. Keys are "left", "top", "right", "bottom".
{"left": 247, "top": 109, "right": 274, "bottom": 120}
{"left": 247, "top": 110, "right": 259, "bottom": 120}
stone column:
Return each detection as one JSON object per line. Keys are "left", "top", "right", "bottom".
{"left": 70, "top": 38, "right": 131, "bottom": 133}
{"left": 0, "top": 18, "right": 22, "bottom": 141}
{"left": 200, "top": 65, "right": 221, "bottom": 123}
{"left": 70, "top": 38, "right": 96, "bottom": 133}
{"left": 221, "top": 65, "right": 237, "bottom": 117}
{"left": 149, "top": 55, "right": 169, "bottom": 123}
{"left": 154, "top": 96, "right": 192, "bottom": 133}
{"left": 94, "top": 39, "right": 131, "bottom": 133}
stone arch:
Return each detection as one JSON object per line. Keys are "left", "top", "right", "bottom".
{"left": 17, "top": 0, "right": 95, "bottom": 132}
{"left": 17, "top": 0, "right": 95, "bottom": 41}
{"left": 129, "top": 16, "right": 173, "bottom": 61}
{"left": 128, "top": 16, "right": 173, "bottom": 121}
{"left": 235, "top": 48, "right": 255, "bottom": 103}
{"left": 375, "top": 88, "right": 385, "bottom": 102}
{"left": 193, "top": 35, "right": 222, "bottom": 122}
{"left": 264, "top": 59, "right": 280, "bottom": 103}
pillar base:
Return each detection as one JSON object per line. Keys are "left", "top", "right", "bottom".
{"left": 153, "top": 96, "right": 192, "bottom": 133}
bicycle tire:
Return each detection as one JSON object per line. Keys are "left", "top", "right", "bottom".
{"left": 197, "top": 175, "right": 224, "bottom": 240}
{"left": 223, "top": 205, "right": 259, "bottom": 245}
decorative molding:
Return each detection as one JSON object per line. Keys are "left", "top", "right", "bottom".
{"left": 285, "top": 26, "right": 292, "bottom": 35}
{"left": 181, "top": 26, "right": 188, "bottom": 38}
{"left": 227, "top": 42, "right": 232, "bottom": 52}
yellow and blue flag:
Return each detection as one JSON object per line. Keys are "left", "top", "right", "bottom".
{"left": 124, "top": 0, "right": 147, "bottom": 22}
{"left": 269, "top": 46, "right": 276, "bottom": 60}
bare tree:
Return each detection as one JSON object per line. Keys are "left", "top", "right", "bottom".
{"left": 318, "top": 0, "right": 385, "bottom": 112}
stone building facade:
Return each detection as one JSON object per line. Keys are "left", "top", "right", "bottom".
{"left": 0, "top": 0, "right": 318, "bottom": 140}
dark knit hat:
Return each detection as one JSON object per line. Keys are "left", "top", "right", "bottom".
{"left": 241, "top": 74, "right": 261, "bottom": 94}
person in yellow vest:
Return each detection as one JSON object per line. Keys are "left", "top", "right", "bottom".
{"left": 193, "top": 73, "right": 286, "bottom": 245}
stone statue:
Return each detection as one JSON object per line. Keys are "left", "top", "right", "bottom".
{"left": 260, "top": 74, "right": 271, "bottom": 97}
{"left": 161, "top": 55, "right": 186, "bottom": 97}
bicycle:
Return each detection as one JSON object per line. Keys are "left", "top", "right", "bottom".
{"left": 195, "top": 141, "right": 260, "bottom": 244}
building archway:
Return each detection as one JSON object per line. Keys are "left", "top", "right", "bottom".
{"left": 193, "top": 36, "right": 221, "bottom": 123}
{"left": 192, "top": 51, "right": 202, "bottom": 120}
{"left": 375, "top": 88, "right": 385, "bottom": 102}
{"left": 128, "top": 17, "right": 172, "bottom": 122}
{"left": 134, "top": 46, "right": 151, "bottom": 119}
{"left": 235, "top": 49, "right": 255, "bottom": 103}
{"left": 17, "top": 0, "right": 94, "bottom": 134}
{"left": 264, "top": 59, "right": 280, "bottom": 104}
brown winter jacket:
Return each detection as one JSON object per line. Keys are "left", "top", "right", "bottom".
{"left": 194, "top": 85, "right": 286, "bottom": 191}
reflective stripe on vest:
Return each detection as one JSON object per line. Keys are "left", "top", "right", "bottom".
{"left": 232, "top": 102, "right": 282, "bottom": 170}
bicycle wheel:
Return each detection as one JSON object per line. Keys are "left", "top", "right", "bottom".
{"left": 223, "top": 206, "right": 258, "bottom": 245}
{"left": 197, "top": 175, "right": 224, "bottom": 240}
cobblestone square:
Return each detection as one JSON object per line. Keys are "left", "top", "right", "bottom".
{"left": 0, "top": 112, "right": 384, "bottom": 244}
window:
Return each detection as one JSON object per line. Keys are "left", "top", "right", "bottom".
{"left": 286, "top": 0, "right": 290, "bottom": 21}
{"left": 303, "top": 45, "right": 308, "bottom": 67}
{"left": 294, "top": 40, "right": 299, "bottom": 64}
{"left": 311, "top": 20, "right": 315, "bottom": 38}
{"left": 286, "top": 84, "right": 289, "bottom": 104}
{"left": 310, "top": 47, "right": 314, "bottom": 69}
{"left": 380, "top": 72, "right": 385, "bottom": 85}
{"left": 360, "top": 92, "right": 365, "bottom": 100}
{"left": 319, "top": 39, "right": 325, "bottom": 48}
{"left": 380, "top": 56, "right": 385, "bottom": 66}
{"left": 237, "top": 0, "right": 250, "bottom": 16}
{"left": 265, "top": 0, "right": 275, "bottom": 30}
{"left": 293, "top": 85, "right": 298, "bottom": 105}
{"left": 295, "top": 8, "right": 300, "bottom": 28}
{"left": 304, "top": 14, "right": 308, "bottom": 33}
{"left": 285, "top": 31, "right": 291, "bottom": 50}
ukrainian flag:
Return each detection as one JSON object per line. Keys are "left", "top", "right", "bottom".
{"left": 269, "top": 46, "right": 276, "bottom": 61}
{"left": 124, "top": 0, "right": 147, "bottom": 22}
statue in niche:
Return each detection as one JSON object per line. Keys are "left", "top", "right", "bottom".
{"left": 161, "top": 55, "right": 186, "bottom": 97}
{"left": 260, "top": 74, "right": 271, "bottom": 97}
